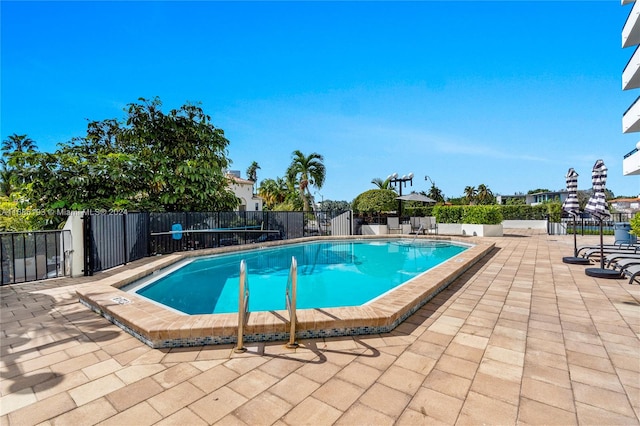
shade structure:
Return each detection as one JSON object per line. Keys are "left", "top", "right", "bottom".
{"left": 584, "top": 160, "right": 621, "bottom": 278}
{"left": 396, "top": 193, "right": 437, "bottom": 203}
{"left": 561, "top": 168, "right": 589, "bottom": 264}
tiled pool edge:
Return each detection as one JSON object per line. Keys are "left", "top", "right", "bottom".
{"left": 76, "top": 237, "right": 494, "bottom": 348}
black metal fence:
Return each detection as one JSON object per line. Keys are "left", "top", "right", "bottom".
{"left": 0, "top": 230, "right": 71, "bottom": 285}
{"left": 83, "top": 210, "right": 352, "bottom": 276}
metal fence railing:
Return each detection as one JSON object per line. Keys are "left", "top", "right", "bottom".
{"left": 83, "top": 210, "right": 352, "bottom": 276}
{"left": 0, "top": 230, "right": 71, "bottom": 285}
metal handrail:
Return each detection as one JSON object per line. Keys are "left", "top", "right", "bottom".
{"left": 285, "top": 256, "right": 298, "bottom": 348}
{"left": 234, "top": 260, "right": 250, "bottom": 353}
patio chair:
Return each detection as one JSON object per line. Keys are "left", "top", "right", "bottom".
{"left": 409, "top": 217, "right": 424, "bottom": 235}
{"left": 622, "top": 263, "right": 640, "bottom": 284}
{"left": 387, "top": 217, "right": 402, "bottom": 234}
{"left": 420, "top": 217, "right": 438, "bottom": 235}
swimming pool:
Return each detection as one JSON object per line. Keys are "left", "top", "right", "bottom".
{"left": 126, "top": 240, "right": 468, "bottom": 314}
{"left": 76, "top": 235, "right": 494, "bottom": 348}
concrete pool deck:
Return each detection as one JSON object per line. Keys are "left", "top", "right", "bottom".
{"left": 1, "top": 229, "right": 639, "bottom": 425}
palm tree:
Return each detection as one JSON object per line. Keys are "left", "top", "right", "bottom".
{"left": 286, "top": 150, "right": 325, "bottom": 212}
{"left": 246, "top": 161, "right": 260, "bottom": 194}
{"left": 2, "top": 134, "right": 37, "bottom": 156}
{"left": 427, "top": 183, "right": 445, "bottom": 203}
{"left": 476, "top": 184, "right": 494, "bottom": 205}
{"left": 371, "top": 177, "right": 392, "bottom": 190}
{"left": 464, "top": 186, "right": 477, "bottom": 205}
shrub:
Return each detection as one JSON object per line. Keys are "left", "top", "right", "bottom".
{"left": 352, "top": 189, "right": 398, "bottom": 213}
{"left": 434, "top": 205, "right": 503, "bottom": 225}
{"left": 631, "top": 213, "right": 640, "bottom": 236}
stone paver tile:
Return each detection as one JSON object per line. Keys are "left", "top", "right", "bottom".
{"left": 523, "top": 364, "right": 571, "bottom": 389}
{"left": 281, "top": 396, "right": 342, "bottom": 426}
{"left": 565, "top": 340, "right": 609, "bottom": 358}
{"left": 295, "top": 360, "right": 341, "bottom": 384}
{"left": 566, "top": 350, "right": 616, "bottom": 374}
{"left": 569, "top": 365, "right": 625, "bottom": 393}
{"left": 99, "top": 337, "right": 142, "bottom": 357}
{"left": 359, "top": 383, "right": 411, "bottom": 418}
{"left": 148, "top": 381, "right": 205, "bottom": 417}
{"left": 195, "top": 345, "right": 234, "bottom": 361}
{"left": 114, "top": 364, "right": 166, "bottom": 385}
{"left": 457, "top": 391, "right": 517, "bottom": 425}
{"left": 312, "top": 378, "right": 363, "bottom": 411}
{"left": 269, "top": 372, "right": 321, "bottom": 406}
{"left": 152, "top": 362, "right": 202, "bottom": 389}
{"left": 443, "top": 342, "right": 484, "bottom": 363}
{"left": 161, "top": 347, "right": 200, "bottom": 363}
{"left": 69, "top": 374, "right": 126, "bottom": 406}
{"left": 51, "top": 352, "right": 102, "bottom": 375}
{"left": 13, "top": 351, "right": 69, "bottom": 376}
{"left": 234, "top": 391, "right": 292, "bottom": 425}
{"left": 215, "top": 413, "right": 249, "bottom": 426}
{"left": 517, "top": 397, "right": 578, "bottom": 425}
{"left": 8, "top": 392, "right": 76, "bottom": 425}
{"left": 396, "top": 408, "right": 450, "bottom": 426}
{"left": 106, "top": 376, "right": 164, "bottom": 412}
{"left": 335, "top": 361, "right": 381, "bottom": 389}
{"left": 484, "top": 344, "right": 524, "bottom": 367}
{"left": 575, "top": 401, "right": 640, "bottom": 425}
{"left": 0, "top": 387, "right": 37, "bottom": 416}
{"left": 189, "top": 364, "right": 240, "bottom": 393}
{"left": 408, "top": 387, "right": 464, "bottom": 425}
{"left": 394, "top": 350, "right": 437, "bottom": 375}
{"left": 525, "top": 348, "right": 568, "bottom": 369}
{"left": 154, "top": 408, "right": 208, "bottom": 426}
{"left": 423, "top": 368, "right": 472, "bottom": 400}
{"left": 224, "top": 355, "right": 269, "bottom": 375}
{"left": 488, "top": 332, "right": 526, "bottom": 352}
{"left": 336, "top": 402, "right": 394, "bottom": 426}
{"left": 257, "top": 356, "right": 303, "bottom": 379}
{"left": 353, "top": 350, "right": 396, "bottom": 371}
{"left": 451, "top": 333, "right": 489, "bottom": 350}
{"left": 189, "top": 386, "right": 248, "bottom": 424}
{"left": 377, "top": 365, "right": 425, "bottom": 396}
{"left": 469, "top": 372, "right": 521, "bottom": 405}
{"left": 227, "top": 368, "right": 279, "bottom": 399}
{"left": 97, "top": 401, "right": 162, "bottom": 426}
{"left": 477, "top": 358, "right": 523, "bottom": 383}
{"left": 81, "top": 359, "right": 122, "bottom": 381}
{"left": 49, "top": 397, "right": 117, "bottom": 426}
{"left": 521, "top": 377, "right": 575, "bottom": 412}
{"left": 434, "top": 354, "right": 478, "bottom": 380}
{"left": 573, "top": 382, "right": 637, "bottom": 418}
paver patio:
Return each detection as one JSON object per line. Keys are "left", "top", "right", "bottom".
{"left": 1, "top": 229, "right": 639, "bottom": 425}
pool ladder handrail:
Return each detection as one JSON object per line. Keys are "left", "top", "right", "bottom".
{"left": 411, "top": 224, "right": 424, "bottom": 244}
{"left": 285, "top": 256, "right": 299, "bottom": 348}
{"left": 234, "top": 260, "right": 250, "bottom": 353}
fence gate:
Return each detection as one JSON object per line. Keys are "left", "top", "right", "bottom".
{"left": 83, "top": 213, "right": 149, "bottom": 276}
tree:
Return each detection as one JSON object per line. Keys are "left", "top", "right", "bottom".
{"left": 427, "top": 184, "right": 445, "bottom": 203}
{"left": 2, "top": 133, "right": 37, "bottom": 156}
{"left": 352, "top": 189, "right": 398, "bottom": 213}
{"left": 527, "top": 188, "right": 551, "bottom": 194}
{"left": 464, "top": 186, "right": 477, "bottom": 204}
{"left": 246, "top": 161, "right": 260, "bottom": 194}
{"left": 371, "top": 177, "right": 392, "bottom": 190}
{"left": 18, "top": 97, "right": 238, "bottom": 213}
{"left": 476, "top": 184, "right": 494, "bottom": 205}
{"left": 286, "top": 150, "right": 326, "bottom": 212}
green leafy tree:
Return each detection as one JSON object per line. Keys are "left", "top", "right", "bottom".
{"left": 2, "top": 133, "right": 38, "bottom": 155}
{"left": 527, "top": 188, "right": 551, "bottom": 194}
{"left": 352, "top": 189, "right": 398, "bottom": 213}
{"left": 321, "top": 200, "right": 351, "bottom": 211}
{"left": 286, "top": 150, "right": 326, "bottom": 212}
{"left": 17, "top": 97, "right": 238, "bottom": 213}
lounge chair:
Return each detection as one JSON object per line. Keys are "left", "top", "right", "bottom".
{"left": 622, "top": 263, "right": 640, "bottom": 284}
{"left": 577, "top": 243, "right": 639, "bottom": 257}
{"left": 580, "top": 246, "right": 640, "bottom": 260}
{"left": 611, "top": 257, "right": 640, "bottom": 271}
{"left": 605, "top": 253, "right": 640, "bottom": 267}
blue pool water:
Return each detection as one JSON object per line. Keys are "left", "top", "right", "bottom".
{"left": 128, "top": 240, "right": 468, "bottom": 314}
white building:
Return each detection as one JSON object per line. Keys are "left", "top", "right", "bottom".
{"left": 226, "top": 171, "right": 263, "bottom": 211}
{"left": 622, "top": 0, "right": 640, "bottom": 175}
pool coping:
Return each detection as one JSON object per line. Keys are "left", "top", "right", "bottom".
{"left": 76, "top": 235, "right": 495, "bottom": 348}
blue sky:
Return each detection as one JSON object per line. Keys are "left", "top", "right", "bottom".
{"left": 2, "top": 1, "right": 639, "bottom": 202}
